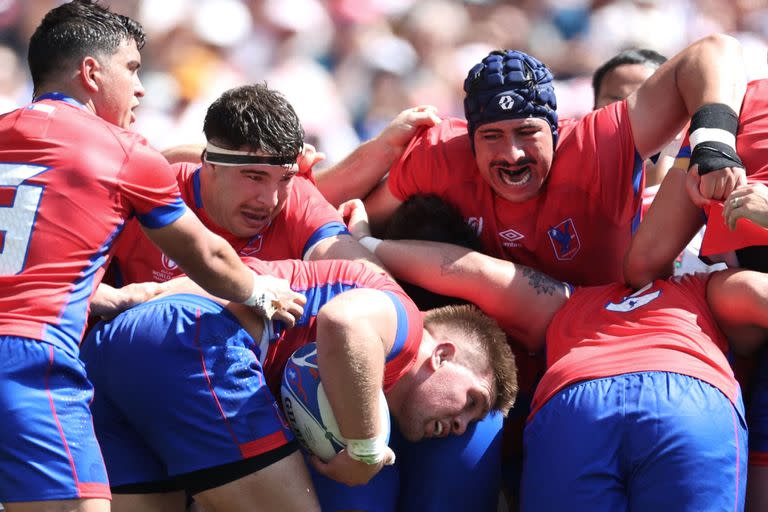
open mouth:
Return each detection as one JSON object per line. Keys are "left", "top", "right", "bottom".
{"left": 427, "top": 419, "right": 447, "bottom": 438}
{"left": 498, "top": 165, "right": 532, "bottom": 186}
{"left": 241, "top": 210, "right": 270, "bottom": 225}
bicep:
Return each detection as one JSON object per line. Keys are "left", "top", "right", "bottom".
{"left": 626, "top": 67, "right": 689, "bottom": 159}
{"left": 318, "top": 288, "right": 398, "bottom": 354}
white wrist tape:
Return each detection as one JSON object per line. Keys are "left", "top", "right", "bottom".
{"left": 358, "top": 236, "right": 382, "bottom": 254}
{"left": 689, "top": 127, "right": 736, "bottom": 152}
{"left": 243, "top": 270, "right": 278, "bottom": 319}
{"left": 346, "top": 435, "right": 391, "bottom": 465}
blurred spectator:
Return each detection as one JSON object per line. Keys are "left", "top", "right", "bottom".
{"left": 2, "top": 0, "right": 768, "bottom": 164}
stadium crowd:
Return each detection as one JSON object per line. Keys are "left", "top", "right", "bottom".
{"left": 3, "top": 0, "right": 768, "bottom": 161}
{"left": 2, "top": 1, "right": 768, "bottom": 512}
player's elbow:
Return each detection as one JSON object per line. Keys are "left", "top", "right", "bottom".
{"left": 623, "top": 245, "right": 672, "bottom": 289}
{"left": 697, "top": 33, "right": 742, "bottom": 57}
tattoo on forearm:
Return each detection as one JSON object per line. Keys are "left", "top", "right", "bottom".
{"left": 522, "top": 266, "right": 560, "bottom": 295}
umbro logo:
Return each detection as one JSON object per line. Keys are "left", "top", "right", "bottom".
{"left": 499, "top": 228, "right": 524, "bottom": 247}
{"left": 499, "top": 95, "right": 515, "bottom": 110}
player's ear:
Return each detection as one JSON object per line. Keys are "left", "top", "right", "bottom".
{"left": 429, "top": 342, "right": 457, "bottom": 370}
{"left": 80, "top": 56, "right": 101, "bottom": 93}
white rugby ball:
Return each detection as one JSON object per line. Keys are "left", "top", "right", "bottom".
{"left": 280, "top": 342, "right": 390, "bottom": 462}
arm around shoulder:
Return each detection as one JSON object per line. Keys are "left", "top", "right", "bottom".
{"left": 314, "top": 105, "right": 440, "bottom": 207}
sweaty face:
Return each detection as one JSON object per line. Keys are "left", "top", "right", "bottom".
{"left": 92, "top": 39, "right": 144, "bottom": 129}
{"left": 594, "top": 63, "right": 655, "bottom": 109}
{"left": 396, "top": 360, "right": 494, "bottom": 442}
{"left": 204, "top": 158, "right": 296, "bottom": 238}
{"left": 473, "top": 118, "right": 554, "bottom": 203}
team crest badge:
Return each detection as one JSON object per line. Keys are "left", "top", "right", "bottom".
{"left": 547, "top": 218, "right": 580, "bottom": 260}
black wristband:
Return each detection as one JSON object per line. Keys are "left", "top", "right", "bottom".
{"left": 688, "top": 103, "right": 742, "bottom": 175}
{"left": 690, "top": 142, "right": 743, "bottom": 175}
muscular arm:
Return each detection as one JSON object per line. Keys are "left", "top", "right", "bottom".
{"left": 90, "top": 281, "right": 168, "bottom": 317}
{"left": 161, "top": 143, "right": 203, "bottom": 164}
{"left": 707, "top": 269, "right": 768, "bottom": 354}
{"left": 314, "top": 106, "right": 440, "bottom": 208}
{"left": 313, "top": 288, "right": 397, "bottom": 485}
{"left": 315, "top": 288, "right": 395, "bottom": 441}
{"left": 305, "top": 234, "right": 389, "bottom": 275}
{"left": 372, "top": 239, "right": 567, "bottom": 351}
{"left": 628, "top": 33, "right": 746, "bottom": 159}
{"left": 624, "top": 167, "right": 704, "bottom": 287}
{"left": 141, "top": 209, "right": 257, "bottom": 303}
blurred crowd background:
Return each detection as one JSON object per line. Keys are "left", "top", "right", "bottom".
{"left": 2, "top": 0, "right": 768, "bottom": 164}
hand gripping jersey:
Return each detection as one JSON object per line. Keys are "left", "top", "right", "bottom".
{"left": 530, "top": 273, "right": 738, "bottom": 420}
{"left": 675, "top": 79, "right": 768, "bottom": 259}
{"left": 388, "top": 100, "right": 643, "bottom": 286}
{"left": 0, "top": 96, "right": 186, "bottom": 356}
{"left": 109, "top": 162, "right": 349, "bottom": 285}
{"left": 242, "top": 258, "right": 423, "bottom": 397}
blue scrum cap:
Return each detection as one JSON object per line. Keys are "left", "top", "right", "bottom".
{"left": 463, "top": 50, "right": 558, "bottom": 149}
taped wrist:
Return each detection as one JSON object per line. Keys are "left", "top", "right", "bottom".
{"left": 358, "top": 236, "right": 382, "bottom": 254}
{"left": 243, "top": 270, "right": 278, "bottom": 319}
{"left": 688, "top": 103, "right": 743, "bottom": 175}
{"left": 346, "top": 435, "right": 391, "bottom": 465}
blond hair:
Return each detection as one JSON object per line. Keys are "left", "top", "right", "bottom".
{"left": 423, "top": 304, "right": 517, "bottom": 415}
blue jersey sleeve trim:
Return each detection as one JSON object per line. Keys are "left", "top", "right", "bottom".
{"left": 137, "top": 198, "right": 187, "bottom": 229}
{"left": 192, "top": 168, "right": 204, "bottom": 208}
{"left": 383, "top": 290, "right": 409, "bottom": 362}
{"left": 301, "top": 222, "right": 351, "bottom": 258}
{"left": 630, "top": 150, "right": 644, "bottom": 234}
{"left": 676, "top": 145, "right": 692, "bottom": 159}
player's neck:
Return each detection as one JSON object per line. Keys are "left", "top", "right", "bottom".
{"left": 34, "top": 83, "right": 95, "bottom": 115}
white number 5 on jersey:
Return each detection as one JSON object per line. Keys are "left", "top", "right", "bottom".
{"left": 0, "top": 163, "right": 49, "bottom": 275}
{"left": 605, "top": 283, "right": 661, "bottom": 312}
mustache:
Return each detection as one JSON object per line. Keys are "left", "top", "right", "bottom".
{"left": 490, "top": 157, "right": 535, "bottom": 168}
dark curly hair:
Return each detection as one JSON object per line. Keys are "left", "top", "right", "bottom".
{"left": 28, "top": 0, "right": 146, "bottom": 94}
{"left": 203, "top": 83, "right": 305, "bottom": 161}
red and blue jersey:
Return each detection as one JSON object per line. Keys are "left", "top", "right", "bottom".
{"left": 0, "top": 95, "right": 186, "bottom": 356}
{"left": 531, "top": 273, "right": 737, "bottom": 419}
{"left": 388, "top": 100, "right": 643, "bottom": 286}
{"left": 244, "top": 258, "right": 423, "bottom": 397}
{"left": 109, "top": 162, "right": 349, "bottom": 285}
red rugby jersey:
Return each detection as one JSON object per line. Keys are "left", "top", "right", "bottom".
{"left": 531, "top": 273, "right": 736, "bottom": 420}
{"left": 110, "top": 163, "right": 348, "bottom": 284}
{"left": 0, "top": 95, "right": 186, "bottom": 355}
{"left": 388, "top": 100, "right": 643, "bottom": 286}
